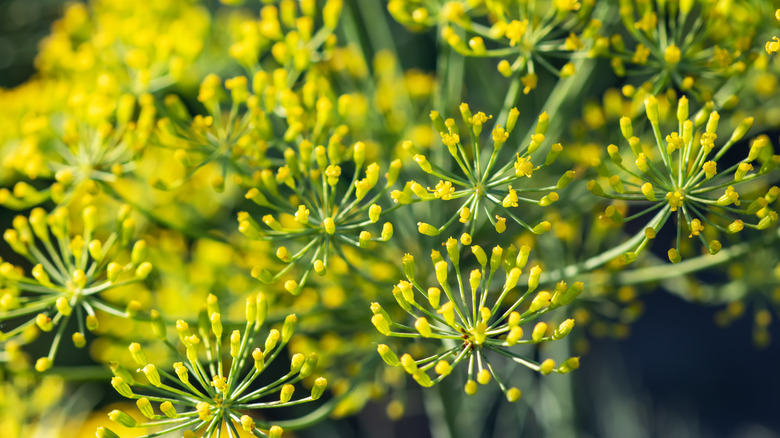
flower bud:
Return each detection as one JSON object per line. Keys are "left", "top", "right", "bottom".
{"left": 35, "top": 357, "right": 51, "bottom": 372}
{"left": 438, "top": 301, "right": 455, "bottom": 326}
{"left": 280, "top": 384, "right": 295, "bottom": 403}
{"left": 86, "top": 315, "right": 99, "bottom": 331}
{"left": 506, "top": 326, "right": 523, "bottom": 346}
{"left": 143, "top": 364, "right": 162, "bottom": 387}
{"left": 677, "top": 96, "right": 689, "bottom": 122}
{"left": 111, "top": 377, "right": 134, "bottom": 398}
{"left": 644, "top": 96, "right": 659, "bottom": 124}
{"left": 619, "top": 117, "right": 633, "bottom": 140}
{"left": 96, "top": 427, "right": 121, "bottom": 438}
{"left": 369, "top": 204, "right": 381, "bottom": 223}
{"left": 417, "top": 222, "right": 439, "bottom": 236}
{"left": 529, "top": 291, "right": 551, "bottom": 312}
{"left": 135, "top": 262, "right": 152, "bottom": 280}
{"left": 668, "top": 248, "right": 681, "bottom": 263}
{"left": 532, "top": 322, "right": 547, "bottom": 342}
{"left": 109, "top": 410, "right": 137, "bottom": 427}
{"left": 282, "top": 314, "right": 297, "bottom": 343}
{"left": 557, "top": 170, "right": 576, "bottom": 189}
{"left": 506, "top": 387, "right": 522, "bottom": 402}
{"left": 400, "top": 354, "right": 417, "bottom": 374}
{"left": 252, "top": 348, "right": 265, "bottom": 371}
{"left": 129, "top": 343, "right": 147, "bottom": 366}
{"left": 415, "top": 317, "right": 432, "bottom": 337}
{"left": 539, "top": 358, "right": 556, "bottom": 375}
{"left": 506, "top": 108, "right": 520, "bottom": 133}
{"left": 607, "top": 145, "right": 622, "bottom": 165}
{"left": 464, "top": 379, "right": 478, "bottom": 395}
{"left": 386, "top": 159, "right": 402, "bottom": 187}
{"left": 372, "top": 314, "right": 391, "bottom": 335}
{"left": 312, "top": 377, "right": 327, "bottom": 400}
{"left": 265, "top": 329, "right": 280, "bottom": 352}
{"left": 558, "top": 357, "right": 580, "bottom": 373}
{"left": 136, "top": 398, "right": 155, "bottom": 419}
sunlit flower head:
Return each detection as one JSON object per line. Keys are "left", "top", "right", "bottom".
{"left": 372, "top": 237, "right": 581, "bottom": 400}
{"left": 588, "top": 94, "right": 779, "bottom": 264}
{"left": 401, "top": 104, "right": 571, "bottom": 237}
{"left": 0, "top": 204, "right": 150, "bottom": 370}
{"left": 101, "top": 293, "right": 326, "bottom": 438}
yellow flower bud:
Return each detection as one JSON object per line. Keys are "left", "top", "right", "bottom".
{"left": 506, "top": 326, "right": 523, "bottom": 346}
{"left": 369, "top": 204, "right": 381, "bottom": 223}
{"left": 35, "top": 357, "right": 51, "bottom": 372}
{"left": 465, "top": 379, "right": 478, "bottom": 395}
{"left": 644, "top": 96, "right": 659, "bottom": 124}
{"left": 477, "top": 369, "right": 491, "bottom": 385}
{"left": 371, "top": 314, "right": 391, "bottom": 335}
{"left": 36, "top": 313, "right": 53, "bottom": 332}
{"left": 532, "top": 322, "right": 547, "bottom": 342}
{"left": 415, "top": 317, "right": 432, "bottom": 337}
{"left": 377, "top": 344, "right": 400, "bottom": 366}
{"left": 539, "top": 358, "right": 556, "bottom": 375}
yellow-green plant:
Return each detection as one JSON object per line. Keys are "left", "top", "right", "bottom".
{"left": 0, "top": 0, "right": 779, "bottom": 437}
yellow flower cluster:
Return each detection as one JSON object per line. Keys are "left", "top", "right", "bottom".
{"left": 0, "top": 204, "right": 151, "bottom": 370}
{"left": 102, "top": 294, "right": 326, "bottom": 438}
{"left": 372, "top": 238, "right": 581, "bottom": 399}
{"left": 588, "top": 94, "right": 779, "bottom": 263}
{"left": 36, "top": 0, "right": 209, "bottom": 94}
{"left": 594, "top": 0, "right": 766, "bottom": 100}
{"left": 387, "top": 0, "right": 595, "bottom": 87}
{"left": 404, "top": 103, "right": 569, "bottom": 236}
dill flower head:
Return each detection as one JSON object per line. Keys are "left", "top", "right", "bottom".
{"left": 226, "top": 0, "right": 343, "bottom": 71}
{"left": 154, "top": 66, "right": 364, "bottom": 193}
{"left": 401, "top": 104, "right": 571, "bottom": 237}
{"left": 387, "top": 0, "right": 595, "bottom": 88}
{"left": 0, "top": 204, "right": 151, "bottom": 370}
{"left": 36, "top": 0, "right": 210, "bottom": 93}
{"left": 153, "top": 74, "right": 264, "bottom": 192}
{"left": 371, "top": 237, "right": 582, "bottom": 400}
{"left": 588, "top": 94, "right": 779, "bottom": 264}
{"left": 240, "top": 136, "right": 399, "bottom": 295}
{"left": 101, "top": 293, "right": 326, "bottom": 438}
{"left": 0, "top": 90, "right": 155, "bottom": 210}
{"left": 597, "top": 0, "right": 769, "bottom": 100}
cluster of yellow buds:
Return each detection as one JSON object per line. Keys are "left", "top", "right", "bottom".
{"left": 35, "top": 1, "right": 209, "bottom": 94}
{"left": 387, "top": 0, "right": 595, "bottom": 87}
{"left": 372, "top": 237, "right": 582, "bottom": 399}
{"left": 0, "top": 204, "right": 151, "bottom": 371}
{"left": 240, "top": 138, "right": 399, "bottom": 295}
{"left": 154, "top": 73, "right": 270, "bottom": 192}
{"left": 595, "top": 0, "right": 762, "bottom": 101}
{"left": 154, "top": 66, "right": 371, "bottom": 193}
{"left": 100, "top": 293, "right": 326, "bottom": 438}
{"left": 0, "top": 371, "right": 67, "bottom": 436}
{"left": 228, "top": 0, "right": 343, "bottom": 71}
{"left": 588, "top": 94, "right": 779, "bottom": 264}
{"left": 1, "top": 91, "right": 155, "bottom": 210}
{"left": 402, "top": 103, "right": 571, "bottom": 237}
